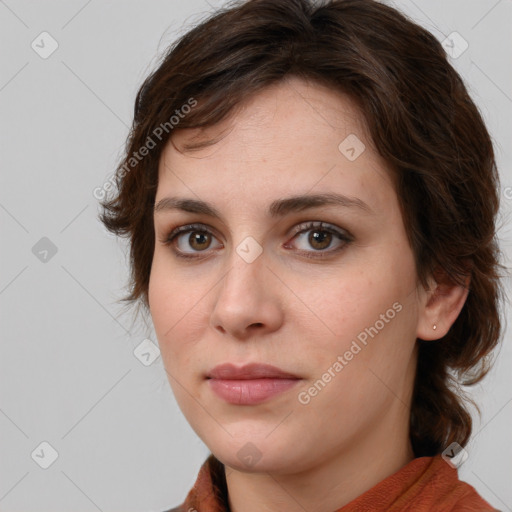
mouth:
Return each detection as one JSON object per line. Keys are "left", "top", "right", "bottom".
{"left": 206, "top": 362, "right": 302, "bottom": 405}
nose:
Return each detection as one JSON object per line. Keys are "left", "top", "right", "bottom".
{"left": 209, "top": 245, "right": 284, "bottom": 340}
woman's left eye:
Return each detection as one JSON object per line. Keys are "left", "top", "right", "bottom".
{"left": 284, "top": 221, "right": 352, "bottom": 258}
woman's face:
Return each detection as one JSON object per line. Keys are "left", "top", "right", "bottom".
{"left": 149, "top": 76, "right": 425, "bottom": 474}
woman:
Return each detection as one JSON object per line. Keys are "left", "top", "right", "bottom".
{"left": 99, "top": 0, "right": 504, "bottom": 510}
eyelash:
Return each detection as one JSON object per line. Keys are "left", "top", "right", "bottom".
{"left": 160, "top": 221, "right": 353, "bottom": 260}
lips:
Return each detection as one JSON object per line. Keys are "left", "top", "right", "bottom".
{"left": 206, "top": 362, "right": 300, "bottom": 380}
{"left": 206, "top": 363, "right": 302, "bottom": 405}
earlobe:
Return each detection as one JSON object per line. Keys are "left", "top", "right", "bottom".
{"left": 416, "top": 273, "right": 470, "bottom": 341}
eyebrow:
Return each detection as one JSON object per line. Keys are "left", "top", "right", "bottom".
{"left": 154, "top": 193, "right": 374, "bottom": 218}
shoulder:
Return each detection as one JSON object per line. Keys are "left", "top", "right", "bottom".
{"left": 445, "top": 483, "right": 500, "bottom": 512}
{"left": 423, "top": 455, "right": 498, "bottom": 512}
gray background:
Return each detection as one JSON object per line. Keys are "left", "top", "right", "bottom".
{"left": 1, "top": 0, "right": 511, "bottom": 511}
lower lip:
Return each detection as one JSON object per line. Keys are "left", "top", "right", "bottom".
{"left": 208, "top": 378, "right": 301, "bottom": 405}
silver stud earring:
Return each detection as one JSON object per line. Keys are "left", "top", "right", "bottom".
{"left": 433, "top": 324, "right": 437, "bottom": 330}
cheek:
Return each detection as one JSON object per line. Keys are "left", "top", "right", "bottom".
{"left": 148, "top": 255, "right": 199, "bottom": 358}
{"left": 149, "top": 279, "right": 213, "bottom": 421}
{"left": 307, "top": 269, "right": 398, "bottom": 336}
{"left": 294, "top": 274, "right": 417, "bottom": 423}
{"left": 301, "top": 250, "right": 418, "bottom": 366}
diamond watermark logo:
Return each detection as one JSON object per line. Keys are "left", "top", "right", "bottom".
{"left": 442, "top": 442, "right": 469, "bottom": 469}
{"left": 32, "top": 237, "right": 58, "bottom": 263}
{"left": 133, "top": 338, "right": 161, "bottom": 366}
{"left": 31, "top": 441, "right": 59, "bottom": 469}
{"left": 237, "top": 442, "right": 262, "bottom": 468}
{"left": 442, "top": 32, "right": 468, "bottom": 59}
{"left": 31, "top": 31, "right": 59, "bottom": 59}
{"left": 236, "top": 236, "right": 263, "bottom": 264}
{"left": 338, "top": 134, "right": 366, "bottom": 161}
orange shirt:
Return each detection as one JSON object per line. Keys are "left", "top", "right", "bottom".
{"left": 164, "top": 453, "right": 499, "bottom": 511}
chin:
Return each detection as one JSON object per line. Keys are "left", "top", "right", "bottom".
{"left": 207, "top": 434, "right": 308, "bottom": 475}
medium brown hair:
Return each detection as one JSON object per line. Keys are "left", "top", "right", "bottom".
{"left": 99, "top": 0, "right": 504, "bottom": 457}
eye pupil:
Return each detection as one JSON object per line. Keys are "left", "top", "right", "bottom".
{"left": 309, "top": 230, "right": 332, "bottom": 250}
{"left": 190, "top": 232, "right": 211, "bottom": 250}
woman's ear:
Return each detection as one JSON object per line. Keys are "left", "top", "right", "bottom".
{"left": 416, "top": 270, "right": 470, "bottom": 341}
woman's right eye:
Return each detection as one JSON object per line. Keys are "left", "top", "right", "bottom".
{"left": 161, "top": 223, "right": 223, "bottom": 259}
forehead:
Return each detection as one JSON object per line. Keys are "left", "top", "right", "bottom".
{"left": 156, "top": 76, "right": 395, "bottom": 214}
{"left": 169, "top": 76, "right": 370, "bottom": 157}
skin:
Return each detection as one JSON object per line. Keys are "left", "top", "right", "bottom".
{"left": 148, "top": 76, "right": 468, "bottom": 512}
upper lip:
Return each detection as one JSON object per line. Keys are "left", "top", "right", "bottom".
{"left": 206, "top": 363, "right": 300, "bottom": 380}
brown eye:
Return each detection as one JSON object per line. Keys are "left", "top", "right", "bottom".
{"left": 308, "top": 229, "right": 333, "bottom": 250}
{"left": 164, "top": 223, "right": 223, "bottom": 257}
{"left": 285, "top": 221, "right": 352, "bottom": 258}
{"left": 188, "top": 231, "right": 212, "bottom": 251}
